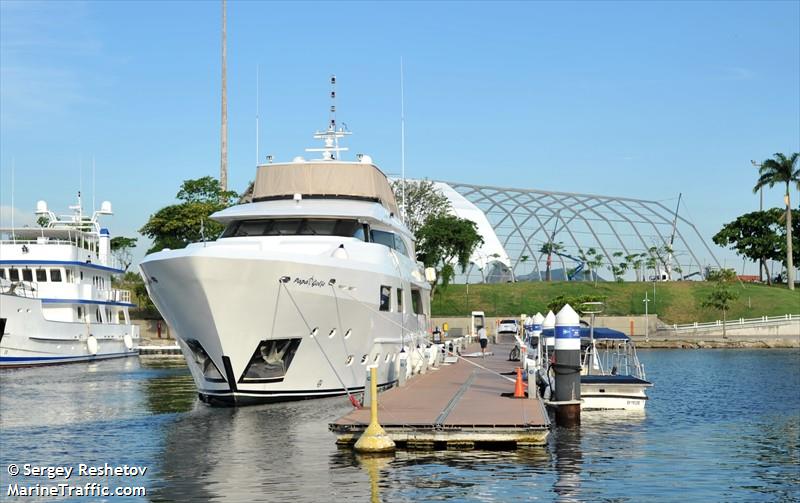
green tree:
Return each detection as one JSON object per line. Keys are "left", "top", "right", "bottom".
{"left": 540, "top": 241, "right": 564, "bottom": 282}
{"left": 584, "top": 247, "right": 604, "bottom": 286}
{"left": 140, "top": 177, "right": 238, "bottom": 254}
{"left": 706, "top": 268, "right": 737, "bottom": 282}
{"left": 753, "top": 152, "right": 799, "bottom": 290}
{"left": 416, "top": 215, "right": 483, "bottom": 294}
{"left": 36, "top": 215, "right": 50, "bottom": 227}
{"left": 547, "top": 293, "right": 606, "bottom": 314}
{"left": 610, "top": 250, "right": 627, "bottom": 282}
{"left": 110, "top": 236, "right": 138, "bottom": 271}
{"left": 713, "top": 209, "right": 788, "bottom": 285}
{"left": 626, "top": 253, "right": 646, "bottom": 281}
{"left": 390, "top": 179, "right": 452, "bottom": 236}
{"left": 701, "top": 283, "right": 739, "bottom": 337}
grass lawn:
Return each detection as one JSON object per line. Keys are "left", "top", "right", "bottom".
{"left": 431, "top": 281, "right": 800, "bottom": 324}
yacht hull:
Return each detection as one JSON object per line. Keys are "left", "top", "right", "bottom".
{"left": 0, "top": 294, "right": 139, "bottom": 367}
{"left": 140, "top": 245, "right": 429, "bottom": 406}
{"left": 580, "top": 375, "right": 652, "bottom": 411}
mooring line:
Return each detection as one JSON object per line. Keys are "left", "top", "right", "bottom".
{"left": 280, "top": 282, "right": 358, "bottom": 406}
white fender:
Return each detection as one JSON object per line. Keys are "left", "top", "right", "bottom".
{"left": 123, "top": 333, "right": 133, "bottom": 350}
{"left": 86, "top": 335, "right": 98, "bottom": 355}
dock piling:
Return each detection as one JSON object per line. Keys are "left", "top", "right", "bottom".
{"left": 554, "top": 304, "right": 581, "bottom": 427}
{"left": 354, "top": 365, "right": 396, "bottom": 453}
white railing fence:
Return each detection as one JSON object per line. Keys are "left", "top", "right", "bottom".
{"left": 667, "top": 314, "right": 799, "bottom": 332}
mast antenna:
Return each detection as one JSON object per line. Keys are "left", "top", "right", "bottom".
{"left": 10, "top": 158, "right": 14, "bottom": 236}
{"left": 306, "top": 75, "right": 351, "bottom": 160}
{"left": 256, "top": 63, "right": 260, "bottom": 166}
{"left": 330, "top": 74, "right": 338, "bottom": 156}
{"left": 400, "top": 57, "right": 406, "bottom": 224}
{"left": 92, "top": 156, "right": 96, "bottom": 212}
{"left": 219, "top": 0, "right": 228, "bottom": 191}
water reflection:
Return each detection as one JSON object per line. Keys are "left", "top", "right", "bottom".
{"left": 139, "top": 360, "right": 197, "bottom": 415}
{"left": 151, "top": 396, "right": 358, "bottom": 502}
{"left": 0, "top": 349, "right": 797, "bottom": 502}
{"left": 552, "top": 428, "right": 582, "bottom": 502}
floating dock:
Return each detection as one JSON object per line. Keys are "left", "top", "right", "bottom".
{"left": 330, "top": 343, "right": 550, "bottom": 449}
{"left": 137, "top": 344, "right": 182, "bottom": 356}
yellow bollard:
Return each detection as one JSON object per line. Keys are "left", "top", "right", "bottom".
{"left": 354, "top": 366, "right": 396, "bottom": 453}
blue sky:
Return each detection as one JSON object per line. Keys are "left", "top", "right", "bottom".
{"left": 1, "top": 0, "right": 798, "bottom": 273}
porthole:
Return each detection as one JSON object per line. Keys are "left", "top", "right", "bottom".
{"left": 344, "top": 329, "right": 352, "bottom": 339}
{"left": 360, "top": 354, "right": 368, "bottom": 365}
{"left": 384, "top": 353, "right": 391, "bottom": 362}
{"left": 373, "top": 353, "right": 380, "bottom": 363}
{"left": 328, "top": 329, "right": 336, "bottom": 338}
{"left": 345, "top": 355, "right": 354, "bottom": 366}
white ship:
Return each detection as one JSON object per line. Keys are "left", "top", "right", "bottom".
{"left": 0, "top": 195, "right": 139, "bottom": 366}
{"left": 139, "top": 118, "right": 433, "bottom": 406}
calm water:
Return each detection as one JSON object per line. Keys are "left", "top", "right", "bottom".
{"left": 1, "top": 350, "right": 798, "bottom": 502}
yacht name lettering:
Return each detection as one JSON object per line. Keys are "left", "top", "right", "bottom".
{"left": 293, "top": 276, "right": 326, "bottom": 288}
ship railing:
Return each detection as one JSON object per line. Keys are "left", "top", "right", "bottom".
{"left": 100, "top": 289, "right": 132, "bottom": 303}
{"left": 667, "top": 313, "right": 799, "bottom": 332}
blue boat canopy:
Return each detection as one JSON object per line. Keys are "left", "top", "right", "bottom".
{"left": 540, "top": 327, "right": 630, "bottom": 341}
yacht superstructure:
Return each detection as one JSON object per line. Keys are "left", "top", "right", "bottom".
{"left": 140, "top": 109, "right": 432, "bottom": 405}
{"left": 0, "top": 195, "right": 139, "bottom": 366}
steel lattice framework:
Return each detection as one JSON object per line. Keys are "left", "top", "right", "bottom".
{"left": 443, "top": 182, "right": 722, "bottom": 283}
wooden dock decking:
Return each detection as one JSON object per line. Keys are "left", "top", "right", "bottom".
{"left": 330, "top": 343, "right": 551, "bottom": 449}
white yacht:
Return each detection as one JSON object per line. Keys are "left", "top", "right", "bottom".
{"left": 0, "top": 195, "right": 139, "bottom": 366}
{"left": 139, "top": 122, "right": 433, "bottom": 406}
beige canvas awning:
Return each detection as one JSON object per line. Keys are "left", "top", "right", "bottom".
{"left": 252, "top": 162, "right": 399, "bottom": 215}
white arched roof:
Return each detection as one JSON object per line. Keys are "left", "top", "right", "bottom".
{"left": 433, "top": 182, "right": 510, "bottom": 270}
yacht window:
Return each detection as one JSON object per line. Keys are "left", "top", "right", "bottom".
{"left": 370, "top": 230, "right": 395, "bottom": 249}
{"left": 394, "top": 235, "right": 409, "bottom": 257}
{"left": 65, "top": 269, "right": 73, "bottom": 283}
{"left": 0, "top": 269, "right": 6, "bottom": 280}
{"left": 50, "top": 269, "right": 62, "bottom": 282}
{"left": 222, "top": 218, "right": 363, "bottom": 238}
{"left": 9, "top": 269, "right": 19, "bottom": 281}
{"left": 36, "top": 269, "right": 47, "bottom": 282}
{"left": 77, "top": 306, "right": 83, "bottom": 321}
{"left": 397, "top": 288, "right": 404, "bottom": 313}
{"left": 411, "top": 289, "right": 423, "bottom": 315}
{"left": 379, "top": 285, "right": 391, "bottom": 312}
{"left": 22, "top": 268, "right": 33, "bottom": 282}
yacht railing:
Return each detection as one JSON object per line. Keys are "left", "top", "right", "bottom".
{"left": 100, "top": 289, "right": 132, "bottom": 303}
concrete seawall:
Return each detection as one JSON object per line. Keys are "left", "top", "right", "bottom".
{"left": 431, "top": 315, "right": 800, "bottom": 349}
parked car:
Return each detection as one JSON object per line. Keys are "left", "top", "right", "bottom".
{"left": 498, "top": 319, "right": 519, "bottom": 334}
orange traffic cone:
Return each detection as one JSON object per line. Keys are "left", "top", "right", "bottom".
{"left": 513, "top": 367, "right": 526, "bottom": 398}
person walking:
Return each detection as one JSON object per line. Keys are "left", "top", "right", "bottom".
{"left": 478, "top": 326, "right": 488, "bottom": 358}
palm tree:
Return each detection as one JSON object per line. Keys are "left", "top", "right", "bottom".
{"left": 753, "top": 152, "right": 799, "bottom": 290}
